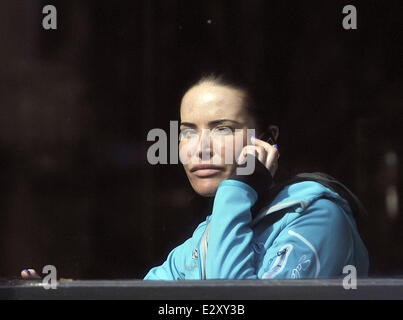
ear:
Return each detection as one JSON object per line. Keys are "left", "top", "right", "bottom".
{"left": 268, "top": 125, "right": 280, "bottom": 143}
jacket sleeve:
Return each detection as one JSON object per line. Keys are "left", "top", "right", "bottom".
{"left": 205, "top": 179, "right": 260, "bottom": 279}
{"left": 143, "top": 238, "right": 191, "bottom": 280}
{"left": 144, "top": 219, "right": 209, "bottom": 280}
{"left": 205, "top": 155, "right": 273, "bottom": 279}
{"left": 260, "top": 197, "right": 355, "bottom": 279}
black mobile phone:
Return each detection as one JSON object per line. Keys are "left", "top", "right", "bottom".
{"left": 258, "top": 130, "right": 276, "bottom": 145}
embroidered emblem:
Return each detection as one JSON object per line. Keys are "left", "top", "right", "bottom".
{"left": 291, "top": 255, "right": 311, "bottom": 279}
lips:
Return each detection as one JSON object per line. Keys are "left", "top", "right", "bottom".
{"left": 190, "top": 164, "right": 224, "bottom": 177}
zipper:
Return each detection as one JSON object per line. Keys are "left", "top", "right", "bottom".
{"left": 199, "top": 221, "right": 211, "bottom": 280}
{"left": 197, "top": 241, "right": 202, "bottom": 279}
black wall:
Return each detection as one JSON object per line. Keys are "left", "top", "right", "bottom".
{"left": 0, "top": 0, "right": 402, "bottom": 279}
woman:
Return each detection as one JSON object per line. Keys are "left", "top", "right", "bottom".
{"left": 21, "top": 73, "right": 369, "bottom": 280}
{"left": 143, "top": 73, "right": 369, "bottom": 280}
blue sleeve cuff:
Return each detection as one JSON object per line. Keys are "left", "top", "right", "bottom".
{"left": 218, "top": 179, "right": 259, "bottom": 203}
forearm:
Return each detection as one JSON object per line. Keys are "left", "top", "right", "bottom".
{"left": 205, "top": 180, "right": 259, "bottom": 279}
{"left": 205, "top": 155, "right": 274, "bottom": 279}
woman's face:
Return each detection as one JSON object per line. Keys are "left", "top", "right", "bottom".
{"left": 179, "top": 83, "right": 255, "bottom": 197}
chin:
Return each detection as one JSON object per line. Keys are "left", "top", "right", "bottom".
{"left": 191, "top": 178, "right": 222, "bottom": 197}
{"left": 197, "top": 189, "right": 217, "bottom": 198}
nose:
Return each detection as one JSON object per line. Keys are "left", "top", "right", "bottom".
{"left": 196, "top": 129, "right": 213, "bottom": 161}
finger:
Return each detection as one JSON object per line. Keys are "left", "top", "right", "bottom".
{"left": 251, "top": 136, "right": 273, "bottom": 149}
{"left": 237, "top": 146, "right": 256, "bottom": 164}
{"left": 21, "top": 268, "right": 37, "bottom": 279}
{"left": 253, "top": 136, "right": 279, "bottom": 157}
{"left": 251, "top": 136, "right": 278, "bottom": 160}
{"left": 265, "top": 148, "right": 280, "bottom": 176}
{"left": 238, "top": 145, "right": 267, "bottom": 165}
{"left": 265, "top": 147, "right": 280, "bottom": 167}
{"left": 252, "top": 136, "right": 280, "bottom": 155}
{"left": 252, "top": 146, "right": 267, "bottom": 164}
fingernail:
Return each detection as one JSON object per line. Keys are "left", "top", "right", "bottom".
{"left": 24, "top": 269, "right": 31, "bottom": 276}
{"left": 251, "top": 136, "right": 257, "bottom": 140}
{"left": 274, "top": 144, "right": 278, "bottom": 149}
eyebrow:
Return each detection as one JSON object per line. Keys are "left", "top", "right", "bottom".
{"left": 180, "top": 119, "right": 241, "bottom": 128}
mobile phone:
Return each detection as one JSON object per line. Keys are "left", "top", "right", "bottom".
{"left": 258, "top": 130, "right": 276, "bottom": 145}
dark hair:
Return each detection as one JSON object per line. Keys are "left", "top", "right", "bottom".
{"left": 183, "top": 72, "right": 278, "bottom": 143}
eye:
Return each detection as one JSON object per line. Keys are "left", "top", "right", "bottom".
{"left": 179, "top": 128, "right": 198, "bottom": 141}
{"left": 212, "top": 126, "right": 234, "bottom": 136}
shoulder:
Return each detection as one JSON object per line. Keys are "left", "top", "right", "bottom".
{"left": 281, "top": 181, "right": 354, "bottom": 227}
{"left": 254, "top": 180, "right": 355, "bottom": 232}
{"left": 285, "top": 197, "right": 353, "bottom": 234}
{"left": 271, "top": 180, "right": 352, "bottom": 214}
{"left": 278, "top": 180, "right": 345, "bottom": 202}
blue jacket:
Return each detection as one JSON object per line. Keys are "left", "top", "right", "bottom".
{"left": 144, "top": 178, "right": 369, "bottom": 280}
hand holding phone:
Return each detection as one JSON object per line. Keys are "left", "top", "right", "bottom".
{"left": 237, "top": 136, "right": 280, "bottom": 178}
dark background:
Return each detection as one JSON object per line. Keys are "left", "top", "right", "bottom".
{"left": 0, "top": 0, "right": 402, "bottom": 279}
